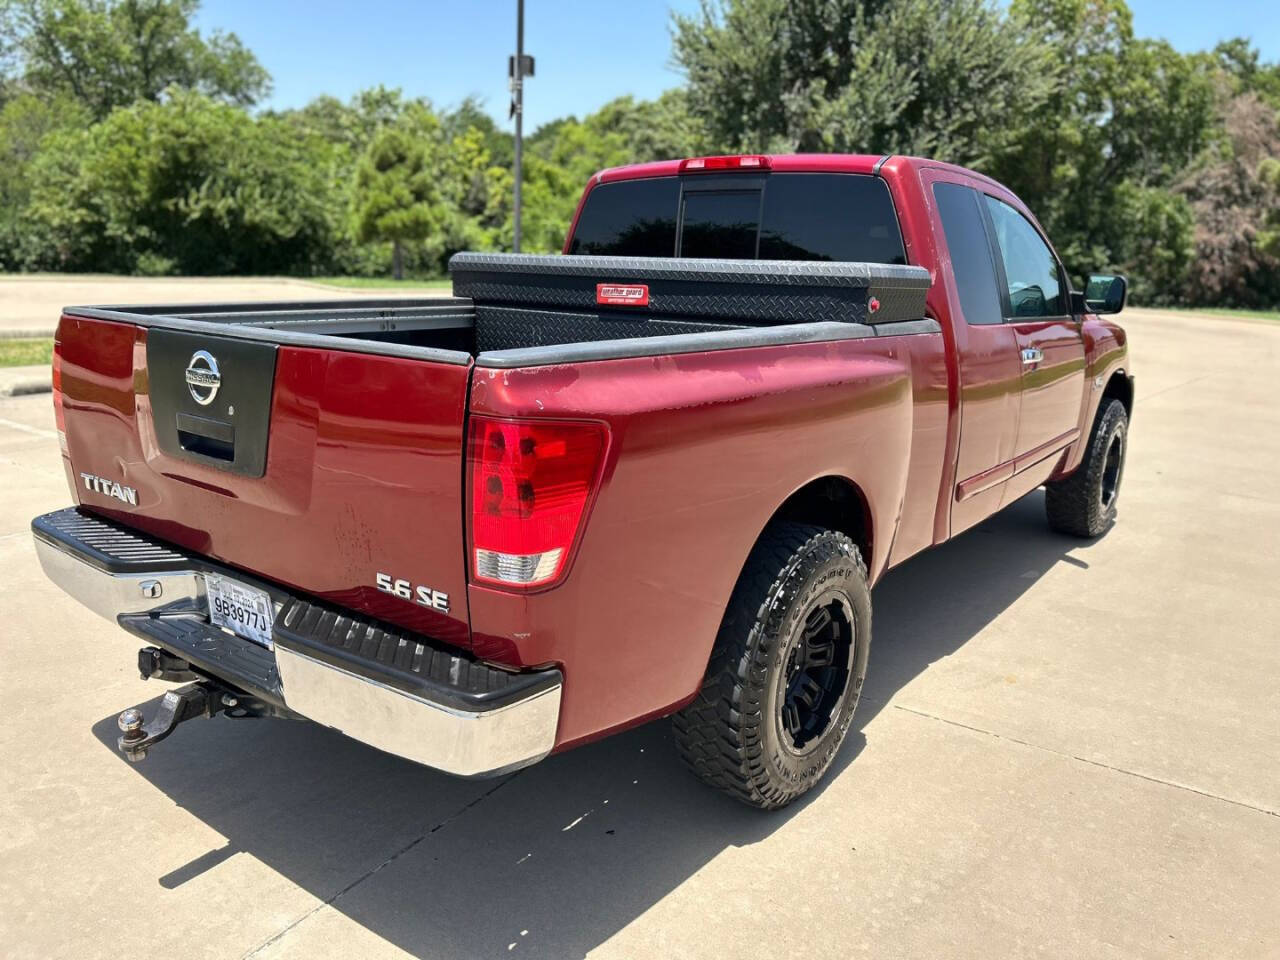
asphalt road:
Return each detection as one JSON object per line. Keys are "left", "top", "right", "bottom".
{"left": 0, "top": 308, "right": 1277, "bottom": 959}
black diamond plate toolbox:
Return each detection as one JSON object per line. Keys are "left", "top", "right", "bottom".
{"left": 449, "top": 253, "right": 931, "bottom": 326}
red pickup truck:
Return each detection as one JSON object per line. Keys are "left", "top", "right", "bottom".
{"left": 33, "top": 154, "right": 1132, "bottom": 809}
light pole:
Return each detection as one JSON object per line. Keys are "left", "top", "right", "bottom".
{"left": 509, "top": 0, "right": 534, "bottom": 253}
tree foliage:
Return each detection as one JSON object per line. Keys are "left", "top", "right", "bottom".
{"left": 0, "top": 0, "right": 269, "bottom": 118}
{"left": 0, "top": 90, "right": 88, "bottom": 267}
{"left": 672, "top": 0, "right": 1056, "bottom": 166}
{"left": 352, "top": 107, "right": 447, "bottom": 278}
{"left": 1176, "top": 93, "right": 1280, "bottom": 307}
{"left": 986, "top": 0, "right": 1217, "bottom": 298}
{"left": 23, "top": 88, "right": 337, "bottom": 274}
{"left": 0, "top": 0, "right": 1277, "bottom": 306}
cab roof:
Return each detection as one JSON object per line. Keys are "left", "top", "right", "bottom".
{"left": 594, "top": 153, "right": 888, "bottom": 184}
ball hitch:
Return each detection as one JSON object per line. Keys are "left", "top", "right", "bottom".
{"left": 114, "top": 671, "right": 272, "bottom": 763}
{"left": 116, "top": 683, "right": 220, "bottom": 763}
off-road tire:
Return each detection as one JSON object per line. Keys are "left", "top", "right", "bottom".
{"left": 673, "top": 523, "right": 871, "bottom": 810}
{"left": 1045, "top": 398, "right": 1128, "bottom": 537}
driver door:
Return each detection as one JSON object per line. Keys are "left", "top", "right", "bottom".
{"left": 981, "top": 194, "right": 1086, "bottom": 466}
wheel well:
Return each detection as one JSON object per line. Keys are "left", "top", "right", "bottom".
{"left": 769, "top": 476, "right": 873, "bottom": 564}
{"left": 1102, "top": 370, "right": 1133, "bottom": 418}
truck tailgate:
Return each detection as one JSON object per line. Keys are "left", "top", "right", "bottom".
{"left": 56, "top": 312, "right": 473, "bottom": 649}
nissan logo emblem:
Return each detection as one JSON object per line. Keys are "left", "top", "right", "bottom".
{"left": 184, "top": 350, "right": 221, "bottom": 405}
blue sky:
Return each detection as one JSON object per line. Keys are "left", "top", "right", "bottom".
{"left": 195, "top": 0, "right": 1280, "bottom": 133}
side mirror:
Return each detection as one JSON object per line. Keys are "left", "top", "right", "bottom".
{"left": 1083, "top": 274, "right": 1127, "bottom": 315}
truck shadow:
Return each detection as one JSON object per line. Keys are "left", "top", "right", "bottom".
{"left": 91, "top": 490, "right": 1101, "bottom": 959}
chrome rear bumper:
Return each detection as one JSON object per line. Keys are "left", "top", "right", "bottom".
{"left": 32, "top": 508, "right": 562, "bottom": 778}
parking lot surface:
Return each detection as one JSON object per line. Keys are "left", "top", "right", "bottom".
{"left": 0, "top": 308, "right": 1276, "bottom": 959}
{"left": 0, "top": 275, "right": 448, "bottom": 335}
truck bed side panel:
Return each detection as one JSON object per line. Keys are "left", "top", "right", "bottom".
{"left": 58, "top": 314, "right": 472, "bottom": 647}
{"left": 467, "top": 331, "right": 947, "bottom": 748}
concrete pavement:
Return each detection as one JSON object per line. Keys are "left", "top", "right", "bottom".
{"left": 0, "top": 308, "right": 1276, "bottom": 959}
{"left": 0, "top": 274, "right": 451, "bottom": 336}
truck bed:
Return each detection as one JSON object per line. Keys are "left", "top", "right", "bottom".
{"left": 66, "top": 254, "right": 932, "bottom": 368}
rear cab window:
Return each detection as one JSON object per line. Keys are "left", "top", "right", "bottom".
{"left": 567, "top": 177, "right": 679, "bottom": 256}
{"left": 568, "top": 173, "right": 906, "bottom": 265}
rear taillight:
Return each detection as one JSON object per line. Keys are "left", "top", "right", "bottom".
{"left": 467, "top": 417, "right": 608, "bottom": 589}
{"left": 52, "top": 340, "right": 67, "bottom": 454}
{"left": 679, "top": 154, "right": 770, "bottom": 173}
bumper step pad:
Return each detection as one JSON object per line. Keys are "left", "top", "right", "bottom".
{"left": 273, "top": 598, "right": 558, "bottom": 713}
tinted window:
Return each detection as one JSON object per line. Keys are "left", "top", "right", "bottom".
{"left": 567, "top": 172, "right": 905, "bottom": 264}
{"left": 983, "top": 196, "right": 1065, "bottom": 317}
{"left": 759, "top": 174, "right": 905, "bottom": 263}
{"left": 680, "top": 190, "right": 760, "bottom": 259}
{"left": 933, "top": 182, "right": 1004, "bottom": 326}
{"left": 567, "top": 177, "right": 679, "bottom": 256}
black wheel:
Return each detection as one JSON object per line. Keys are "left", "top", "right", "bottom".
{"left": 673, "top": 522, "right": 871, "bottom": 810}
{"left": 1045, "top": 398, "right": 1129, "bottom": 537}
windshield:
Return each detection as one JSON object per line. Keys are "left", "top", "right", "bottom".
{"left": 567, "top": 172, "right": 906, "bottom": 264}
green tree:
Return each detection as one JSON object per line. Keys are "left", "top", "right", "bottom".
{"left": 1176, "top": 92, "right": 1280, "bottom": 307}
{"left": 22, "top": 88, "right": 338, "bottom": 274}
{"left": 351, "top": 106, "right": 448, "bottom": 279}
{"left": 578, "top": 91, "right": 710, "bottom": 162}
{"left": 671, "top": 0, "right": 1054, "bottom": 165}
{"left": 1213, "top": 37, "right": 1280, "bottom": 108}
{"left": 271, "top": 89, "right": 513, "bottom": 277}
{"left": 991, "top": 0, "right": 1217, "bottom": 298}
{"left": 0, "top": 0, "right": 269, "bottom": 119}
{"left": 0, "top": 90, "right": 88, "bottom": 267}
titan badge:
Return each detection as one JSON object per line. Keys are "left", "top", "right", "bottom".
{"left": 80, "top": 472, "right": 138, "bottom": 506}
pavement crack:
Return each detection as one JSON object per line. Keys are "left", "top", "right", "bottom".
{"left": 892, "top": 704, "right": 1278, "bottom": 819}
{"left": 240, "top": 774, "right": 517, "bottom": 959}
{"left": 1138, "top": 374, "right": 1209, "bottom": 403}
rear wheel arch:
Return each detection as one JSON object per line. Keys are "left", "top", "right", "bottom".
{"left": 765, "top": 475, "right": 874, "bottom": 568}
{"left": 677, "top": 475, "right": 875, "bottom": 715}
{"left": 682, "top": 474, "right": 872, "bottom": 696}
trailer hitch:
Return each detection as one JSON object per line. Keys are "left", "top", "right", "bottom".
{"left": 137, "top": 646, "right": 199, "bottom": 683}
{"left": 116, "top": 651, "right": 276, "bottom": 762}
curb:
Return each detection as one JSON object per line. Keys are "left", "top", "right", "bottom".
{"left": 1, "top": 379, "right": 52, "bottom": 397}
{"left": 0, "top": 365, "right": 52, "bottom": 398}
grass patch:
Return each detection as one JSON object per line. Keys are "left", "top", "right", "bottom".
{"left": 307, "top": 276, "right": 452, "bottom": 290}
{"left": 0, "top": 338, "right": 53, "bottom": 367}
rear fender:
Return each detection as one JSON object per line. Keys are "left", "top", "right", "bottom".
{"left": 466, "top": 338, "right": 914, "bottom": 748}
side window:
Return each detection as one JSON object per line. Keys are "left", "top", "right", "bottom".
{"left": 933, "top": 182, "right": 1004, "bottom": 326}
{"left": 983, "top": 196, "right": 1065, "bottom": 317}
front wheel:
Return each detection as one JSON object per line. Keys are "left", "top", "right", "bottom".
{"left": 1045, "top": 397, "right": 1129, "bottom": 537}
{"left": 673, "top": 523, "right": 871, "bottom": 810}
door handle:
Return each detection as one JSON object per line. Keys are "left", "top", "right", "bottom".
{"left": 1021, "top": 347, "right": 1044, "bottom": 365}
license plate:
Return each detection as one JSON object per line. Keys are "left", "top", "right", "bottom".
{"left": 206, "top": 574, "right": 274, "bottom": 649}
